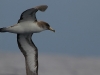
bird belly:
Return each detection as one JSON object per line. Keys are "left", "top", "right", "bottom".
{"left": 20, "top": 21, "right": 44, "bottom": 33}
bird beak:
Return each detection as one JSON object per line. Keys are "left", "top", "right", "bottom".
{"left": 49, "top": 27, "right": 55, "bottom": 32}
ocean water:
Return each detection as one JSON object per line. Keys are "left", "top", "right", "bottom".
{"left": 0, "top": 53, "right": 100, "bottom": 75}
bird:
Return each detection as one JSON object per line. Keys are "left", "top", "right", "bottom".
{"left": 0, "top": 5, "right": 55, "bottom": 75}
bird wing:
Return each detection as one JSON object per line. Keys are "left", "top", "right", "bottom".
{"left": 18, "top": 5, "right": 48, "bottom": 23}
{"left": 17, "top": 34, "right": 38, "bottom": 75}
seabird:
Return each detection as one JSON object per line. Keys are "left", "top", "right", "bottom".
{"left": 0, "top": 5, "right": 55, "bottom": 75}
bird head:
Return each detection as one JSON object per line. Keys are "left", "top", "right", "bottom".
{"left": 37, "top": 21, "right": 55, "bottom": 32}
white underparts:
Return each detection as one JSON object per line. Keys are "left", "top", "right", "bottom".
{"left": 17, "top": 34, "right": 38, "bottom": 74}
{"left": 5, "top": 21, "right": 44, "bottom": 34}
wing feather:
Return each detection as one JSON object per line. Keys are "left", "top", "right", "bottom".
{"left": 18, "top": 5, "right": 48, "bottom": 23}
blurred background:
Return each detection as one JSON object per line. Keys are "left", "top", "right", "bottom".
{"left": 0, "top": 0, "right": 100, "bottom": 75}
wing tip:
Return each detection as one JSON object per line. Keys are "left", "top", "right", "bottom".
{"left": 35, "top": 5, "right": 48, "bottom": 12}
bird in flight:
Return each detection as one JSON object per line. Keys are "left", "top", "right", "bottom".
{"left": 0, "top": 5, "right": 55, "bottom": 75}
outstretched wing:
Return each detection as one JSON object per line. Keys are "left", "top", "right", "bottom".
{"left": 18, "top": 5, "right": 48, "bottom": 23}
{"left": 17, "top": 34, "right": 38, "bottom": 75}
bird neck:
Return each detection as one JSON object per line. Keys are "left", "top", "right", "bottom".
{"left": 17, "top": 34, "right": 38, "bottom": 75}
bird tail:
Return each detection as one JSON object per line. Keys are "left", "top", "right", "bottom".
{"left": 0, "top": 27, "right": 7, "bottom": 32}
